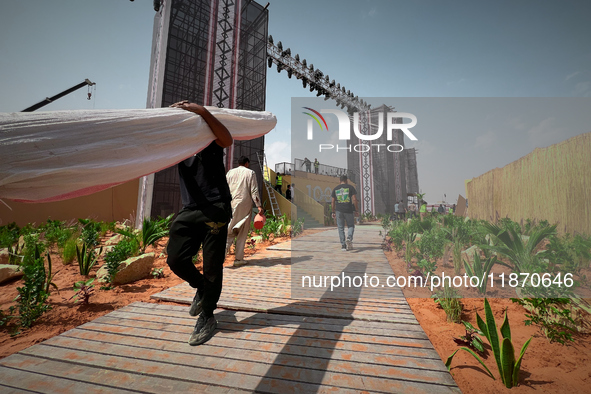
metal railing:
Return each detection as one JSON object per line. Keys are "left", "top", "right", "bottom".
{"left": 275, "top": 160, "right": 358, "bottom": 184}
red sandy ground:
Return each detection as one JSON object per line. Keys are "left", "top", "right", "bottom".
{"left": 0, "top": 229, "right": 304, "bottom": 359}
{"left": 384, "top": 243, "right": 591, "bottom": 393}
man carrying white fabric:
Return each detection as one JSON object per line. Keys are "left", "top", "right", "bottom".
{"left": 226, "top": 156, "right": 264, "bottom": 267}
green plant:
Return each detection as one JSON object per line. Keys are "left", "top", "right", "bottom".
{"left": 76, "top": 242, "right": 101, "bottom": 276}
{"left": 99, "top": 221, "right": 116, "bottom": 237}
{"left": 291, "top": 218, "right": 304, "bottom": 237}
{"left": 61, "top": 237, "right": 78, "bottom": 264}
{"left": 463, "top": 248, "right": 497, "bottom": 295}
{"left": 117, "top": 214, "right": 172, "bottom": 254}
{"left": 79, "top": 219, "right": 101, "bottom": 248}
{"left": 417, "top": 258, "right": 437, "bottom": 277}
{"left": 151, "top": 267, "right": 165, "bottom": 279}
{"left": 103, "top": 237, "right": 139, "bottom": 285}
{"left": 511, "top": 298, "right": 576, "bottom": 344}
{"left": 446, "top": 298, "right": 533, "bottom": 388}
{"left": 43, "top": 252, "right": 59, "bottom": 296}
{"left": 15, "top": 242, "right": 52, "bottom": 329}
{"left": 404, "top": 231, "right": 418, "bottom": 270}
{"left": 387, "top": 221, "right": 406, "bottom": 252}
{"left": 454, "top": 321, "right": 486, "bottom": 355}
{"left": 416, "top": 227, "right": 447, "bottom": 270}
{"left": 482, "top": 222, "right": 556, "bottom": 274}
{"left": 0, "top": 308, "right": 15, "bottom": 328}
{"left": 442, "top": 216, "right": 473, "bottom": 275}
{"left": 71, "top": 279, "right": 95, "bottom": 304}
{"left": 0, "top": 222, "right": 20, "bottom": 249}
{"left": 432, "top": 284, "right": 462, "bottom": 323}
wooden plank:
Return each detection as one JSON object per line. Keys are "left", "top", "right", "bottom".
{"left": 15, "top": 345, "right": 366, "bottom": 394}
{"left": 110, "top": 306, "right": 428, "bottom": 338}
{"left": 62, "top": 328, "right": 446, "bottom": 370}
{"left": 44, "top": 334, "right": 453, "bottom": 381}
{"left": 78, "top": 320, "right": 441, "bottom": 360}
{"left": 95, "top": 312, "right": 429, "bottom": 350}
{"left": 0, "top": 353, "right": 221, "bottom": 393}
{"left": 19, "top": 340, "right": 458, "bottom": 392}
{"left": 124, "top": 303, "right": 425, "bottom": 333}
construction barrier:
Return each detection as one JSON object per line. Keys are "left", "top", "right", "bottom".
{"left": 466, "top": 132, "right": 591, "bottom": 235}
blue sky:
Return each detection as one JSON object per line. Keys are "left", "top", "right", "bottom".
{"left": 1, "top": 1, "right": 590, "bottom": 202}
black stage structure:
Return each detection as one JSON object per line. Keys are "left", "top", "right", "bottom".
{"left": 138, "top": 0, "right": 268, "bottom": 220}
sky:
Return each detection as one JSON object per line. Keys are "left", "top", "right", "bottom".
{"left": 1, "top": 0, "right": 590, "bottom": 202}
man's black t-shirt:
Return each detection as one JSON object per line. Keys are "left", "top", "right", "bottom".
{"left": 331, "top": 184, "right": 357, "bottom": 213}
{"left": 178, "top": 141, "right": 231, "bottom": 209}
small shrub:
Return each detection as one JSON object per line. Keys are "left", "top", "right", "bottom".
{"left": 15, "top": 243, "right": 52, "bottom": 329}
{"left": 432, "top": 283, "right": 462, "bottom": 323}
{"left": 446, "top": 298, "right": 533, "bottom": 389}
{"left": 291, "top": 218, "right": 304, "bottom": 237}
{"left": 71, "top": 279, "right": 95, "bottom": 304}
{"left": 151, "top": 267, "right": 165, "bottom": 279}
{"left": 511, "top": 297, "right": 577, "bottom": 344}
{"left": 76, "top": 243, "right": 101, "bottom": 276}
{"left": 79, "top": 219, "right": 101, "bottom": 248}
{"left": 103, "top": 237, "right": 139, "bottom": 285}
{"left": 417, "top": 258, "right": 437, "bottom": 277}
{"left": 61, "top": 237, "right": 78, "bottom": 265}
{"left": 463, "top": 248, "right": 497, "bottom": 295}
{"left": 453, "top": 321, "right": 486, "bottom": 355}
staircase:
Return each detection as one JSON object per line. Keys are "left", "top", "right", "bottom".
{"left": 297, "top": 207, "right": 323, "bottom": 228}
{"left": 256, "top": 152, "right": 281, "bottom": 217}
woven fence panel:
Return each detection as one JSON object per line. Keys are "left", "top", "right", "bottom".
{"left": 467, "top": 132, "right": 591, "bottom": 235}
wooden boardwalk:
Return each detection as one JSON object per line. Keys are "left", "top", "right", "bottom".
{"left": 0, "top": 225, "right": 460, "bottom": 393}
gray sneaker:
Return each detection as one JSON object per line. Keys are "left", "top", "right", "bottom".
{"left": 188, "top": 314, "right": 217, "bottom": 346}
{"left": 189, "top": 290, "right": 203, "bottom": 317}
{"left": 346, "top": 239, "right": 353, "bottom": 251}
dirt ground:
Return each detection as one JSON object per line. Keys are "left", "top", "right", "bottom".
{"left": 384, "top": 246, "right": 591, "bottom": 393}
{"left": 0, "top": 229, "right": 307, "bottom": 359}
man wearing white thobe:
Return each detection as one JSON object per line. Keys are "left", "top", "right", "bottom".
{"left": 226, "top": 156, "right": 264, "bottom": 267}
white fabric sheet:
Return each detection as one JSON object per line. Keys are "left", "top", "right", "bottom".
{"left": 0, "top": 107, "right": 276, "bottom": 203}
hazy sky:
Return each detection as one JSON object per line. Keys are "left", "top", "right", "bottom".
{"left": 1, "top": 1, "right": 590, "bottom": 202}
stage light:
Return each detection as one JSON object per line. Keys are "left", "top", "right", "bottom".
{"left": 268, "top": 35, "right": 274, "bottom": 44}
{"left": 287, "top": 69, "right": 293, "bottom": 78}
{"left": 302, "top": 59, "right": 307, "bottom": 67}
{"left": 277, "top": 41, "right": 283, "bottom": 51}
{"left": 295, "top": 54, "right": 300, "bottom": 62}
{"left": 267, "top": 57, "right": 273, "bottom": 68}
{"left": 277, "top": 64, "right": 283, "bottom": 73}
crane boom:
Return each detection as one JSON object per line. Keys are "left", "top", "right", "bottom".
{"left": 21, "top": 79, "right": 95, "bottom": 112}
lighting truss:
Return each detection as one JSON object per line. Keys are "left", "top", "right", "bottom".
{"left": 266, "top": 37, "right": 370, "bottom": 113}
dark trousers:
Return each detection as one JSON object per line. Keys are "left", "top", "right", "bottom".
{"left": 275, "top": 184, "right": 282, "bottom": 194}
{"left": 166, "top": 202, "right": 231, "bottom": 317}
